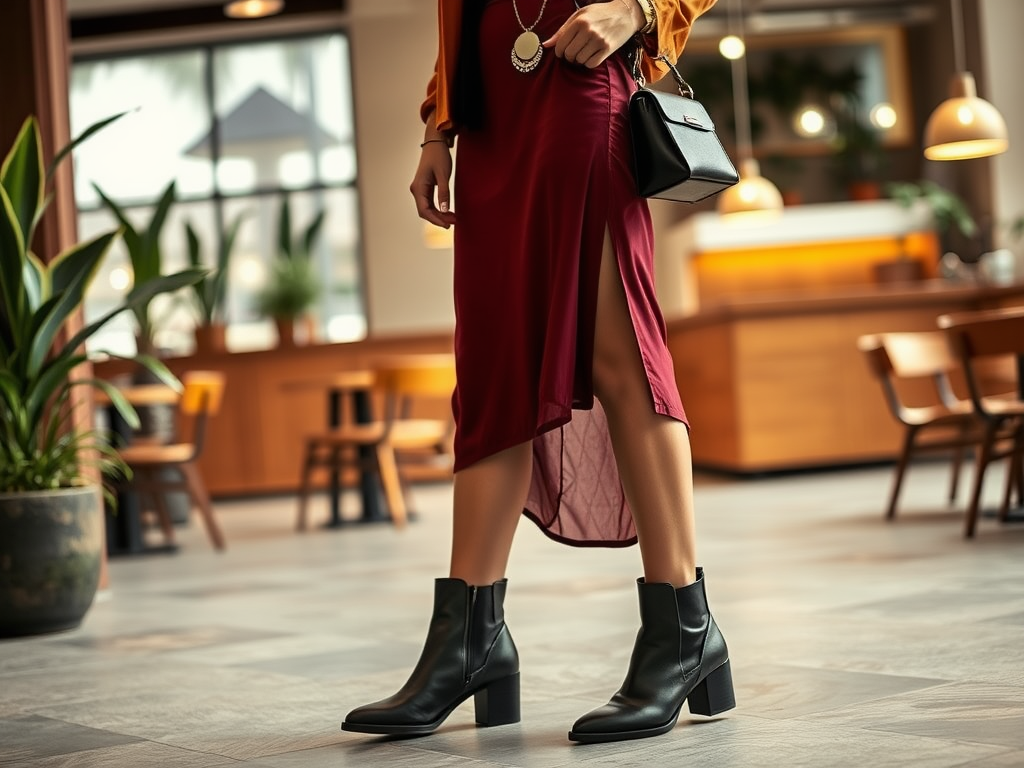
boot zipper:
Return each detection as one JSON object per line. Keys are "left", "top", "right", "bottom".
{"left": 463, "top": 585, "right": 478, "bottom": 684}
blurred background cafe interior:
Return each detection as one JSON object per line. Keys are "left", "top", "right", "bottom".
{"left": 2, "top": 0, "right": 1024, "bottom": 763}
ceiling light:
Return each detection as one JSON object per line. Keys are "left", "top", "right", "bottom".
{"left": 717, "top": 0, "right": 783, "bottom": 219}
{"left": 923, "top": 0, "right": 1008, "bottom": 161}
{"left": 718, "top": 158, "right": 784, "bottom": 217}
{"left": 718, "top": 35, "right": 745, "bottom": 60}
{"left": 224, "top": 0, "right": 284, "bottom": 19}
{"left": 870, "top": 103, "right": 898, "bottom": 131}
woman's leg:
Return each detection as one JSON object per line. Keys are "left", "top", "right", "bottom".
{"left": 569, "top": 229, "right": 734, "bottom": 744}
{"left": 591, "top": 229, "right": 697, "bottom": 587}
{"left": 449, "top": 441, "right": 533, "bottom": 584}
{"left": 342, "top": 442, "right": 529, "bottom": 736}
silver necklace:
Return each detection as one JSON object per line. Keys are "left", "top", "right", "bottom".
{"left": 511, "top": 0, "right": 549, "bottom": 73}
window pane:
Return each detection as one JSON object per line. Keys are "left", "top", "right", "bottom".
{"left": 221, "top": 188, "right": 365, "bottom": 350}
{"left": 82, "top": 201, "right": 217, "bottom": 357}
{"left": 212, "top": 34, "right": 355, "bottom": 191}
{"left": 70, "top": 52, "right": 213, "bottom": 206}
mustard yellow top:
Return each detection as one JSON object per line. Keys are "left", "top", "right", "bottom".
{"left": 421, "top": 0, "right": 719, "bottom": 134}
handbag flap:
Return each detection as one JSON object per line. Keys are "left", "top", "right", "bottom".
{"left": 634, "top": 89, "right": 716, "bottom": 133}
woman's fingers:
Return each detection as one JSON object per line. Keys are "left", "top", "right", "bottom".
{"left": 543, "top": 3, "right": 635, "bottom": 68}
{"left": 411, "top": 147, "right": 457, "bottom": 228}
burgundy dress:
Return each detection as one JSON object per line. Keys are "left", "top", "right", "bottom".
{"left": 451, "top": 0, "right": 688, "bottom": 546}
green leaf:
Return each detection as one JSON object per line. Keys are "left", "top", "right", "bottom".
{"left": 81, "top": 377, "right": 141, "bottom": 431}
{"left": 301, "top": 209, "right": 326, "bottom": 260}
{"left": 48, "top": 111, "right": 131, "bottom": 179}
{"left": 0, "top": 186, "right": 27, "bottom": 344}
{"left": 277, "top": 195, "right": 292, "bottom": 260}
{"left": 22, "top": 252, "right": 46, "bottom": 312}
{"left": 26, "top": 230, "right": 119, "bottom": 379}
{"left": 139, "top": 180, "right": 176, "bottom": 283}
{"left": 0, "top": 117, "right": 44, "bottom": 250}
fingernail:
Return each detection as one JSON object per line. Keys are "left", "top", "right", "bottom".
{"left": 440, "top": 202, "right": 449, "bottom": 213}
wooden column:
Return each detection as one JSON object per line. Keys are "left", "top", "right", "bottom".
{"left": 0, "top": 0, "right": 110, "bottom": 589}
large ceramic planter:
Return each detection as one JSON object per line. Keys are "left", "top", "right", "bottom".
{"left": 0, "top": 486, "right": 103, "bottom": 638}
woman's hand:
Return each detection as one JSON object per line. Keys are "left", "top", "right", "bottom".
{"left": 411, "top": 141, "right": 456, "bottom": 229}
{"left": 543, "top": 0, "right": 644, "bottom": 69}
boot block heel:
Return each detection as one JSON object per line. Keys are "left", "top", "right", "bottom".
{"left": 474, "top": 673, "right": 521, "bottom": 726}
{"left": 687, "top": 660, "right": 736, "bottom": 717}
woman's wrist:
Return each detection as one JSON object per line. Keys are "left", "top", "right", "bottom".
{"left": 618, "top": 0, "right": 645, "bottom": 32}
{"left": 632, "top": 0, "right": 656, "bottom": 34}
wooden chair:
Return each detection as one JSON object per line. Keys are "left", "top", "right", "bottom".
{"left": 938, "top": 307, "right": 1024, "bottom": 537}
{"left": 857, "top": 332, "right": 1017, "bottom": 527}
{"left": 119, "top": 371, "right": 227, "bottom": 551}
{"left": 295, "top": 355, "right": 457, "bottom": 531}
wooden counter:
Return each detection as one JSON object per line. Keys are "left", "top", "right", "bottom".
{"left": 667, "top": 281, "right": 1024, "bottom": 473}
{"left": 93, "top": 333, "right": 454, "bottom": 497}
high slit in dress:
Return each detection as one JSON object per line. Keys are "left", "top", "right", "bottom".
{"left": 451, "top": 0, "right": 688, "bottom": 547}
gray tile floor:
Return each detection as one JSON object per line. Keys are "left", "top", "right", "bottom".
{"left": 2, "top": 460, "right": 1024, "bottom": 767}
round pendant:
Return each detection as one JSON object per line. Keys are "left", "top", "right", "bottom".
{"left": 512, "top": 31, "right": 543, "bottom": 73}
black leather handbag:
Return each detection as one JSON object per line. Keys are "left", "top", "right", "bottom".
{"left": 628, "top": 53, "right": 739, "bottom": 203}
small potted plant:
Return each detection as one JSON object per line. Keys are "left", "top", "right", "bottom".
{"left": 0, "top": 116, "right": 201, "bottom": 637}
{"left": 185, "top": 210, "right": 248, "bottom": 355}
{"left": 257, "top": 196, "right": 324, "bottom": 347}
{"left": 92, "top": 180, "right": 178, "bottom": 357}
{"left": 883, "top": 180, "right": 977, "bottom": 283}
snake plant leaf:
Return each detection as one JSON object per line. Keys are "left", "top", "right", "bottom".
{"left": 111, "top": 352, "right": 182, "bottom": 393}
{"left": 82, "top": 377, "right": 141, "bottom": 431}
{"left": 0, "top": 186, "right": 27, "bottom": 343}
{"left": 61, "top": 267, "right": 205, "bottom": 355}
{"left": 21, "top": 252, "right": 45, "bottom": 314}
{"left": 27, "top": 230, "right": 120, "bottom": 379}
{"left": 48, "top": 110, "right": 130, "bottom": 180}
{"left": 139, "top": 180, "right": 177, "bottom": 284}
{"left": 0, "top": 117, "right": 44, "bottom": 251}
{"left": 26, "top": 353, "right": 86, "bottom": 433}
{"left": 301, "top": 209, "right": 326, "bottom": 260}
{"left": 278, "top": 195, "right": 293, "bottom": 259}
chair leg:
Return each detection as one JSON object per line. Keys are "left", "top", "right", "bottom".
{"left": 375, "top": 444, "right": 407, "bottom": 529}
{"left": 1000, "top": 427, "right": 1024, "bottom": 521}
{"left": 180, "top": 461, "right": 226, "bottom": 550}
{"left": 144, "top": 469, "right": 177, "bottom": 546}
{"left": 964, "top": 421, "right": 998, "bottom": 538}
{"left": 948, "top": 445, "right": 965, "bottom": 504}
{"left": 887, "top": 428, "right": 917, "bottom": 520}
{"left": 296, "top": 444, "right": 316, "bottom": 532}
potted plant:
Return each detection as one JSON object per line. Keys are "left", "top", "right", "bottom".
{"left": 185, "top": 210, "right": 248, "bottom": 355}
{"left": 0, "top": 116, "right": 200, "bottom": 638}
{"left": 92, "top": 180, "right": 177, "bottom": 357}
{"left": 257, "top": 196, "right": 324, "bottom": 347}
{"left": 879, "top": 180, "right": 977, "bottom": 284}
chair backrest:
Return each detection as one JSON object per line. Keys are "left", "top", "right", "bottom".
{"left": 858, "top": 332, "right": 959, "bottom": 380}
{"left": 938, "top": 307, "right": 1024, "bottom": 413}
{"left": 858, "top": 331, "right": 962, "bottom": 419}
{"left": 180, "top": 371, "right": 226, "bottom": 416}
{"left": 938, "top": 307, "right": 1024, "bottom": 358}
{"left": 371, "top": 355, "right": 456, "bottom": 426}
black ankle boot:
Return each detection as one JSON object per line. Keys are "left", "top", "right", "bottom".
{"left": 341, "top": 578, "right": 520, "bottom": 736}
{"left": 568, "top": 568, "right": 735, "bottom": 743}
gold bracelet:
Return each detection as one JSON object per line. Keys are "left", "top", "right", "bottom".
{"left": 420, "top": 138, "right": 451, "bottom": 149}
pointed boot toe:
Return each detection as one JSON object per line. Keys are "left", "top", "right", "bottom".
{"left": 568, "top": 569, "right": 735, "bottom": 744}
{"left": 341, "top": 578, "right": 520, "bottom": 737}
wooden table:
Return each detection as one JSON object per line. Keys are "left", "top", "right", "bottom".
{"left": 282, "top": 370, "right": 388, "bottom": 527}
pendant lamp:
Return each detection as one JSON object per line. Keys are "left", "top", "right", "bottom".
{"left": 717, "top": 0, "right": 783, "bottom": 217}
{"left": 923, "top": 0, "right": 1008, "bottom": 161}
{"left": 224, "top": 0, "right": 284, "bottom": 19}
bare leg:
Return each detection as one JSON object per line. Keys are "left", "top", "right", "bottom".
{"left": 592, "top": 229, "right": 697, "bottom": 587}
{"left": 449, "top": 441, "right": 532, "bottom": 585}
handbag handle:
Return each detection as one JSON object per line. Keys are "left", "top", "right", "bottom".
{"left": 629, "top": 47, "right": 695, "bottom": 99}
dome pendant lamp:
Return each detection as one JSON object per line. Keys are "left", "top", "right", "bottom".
{"left": 717, "top": 0, "right": 783, "bottom": 217}
{"left": 923, "top": 0, "right": 1008, "bottom": 161}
